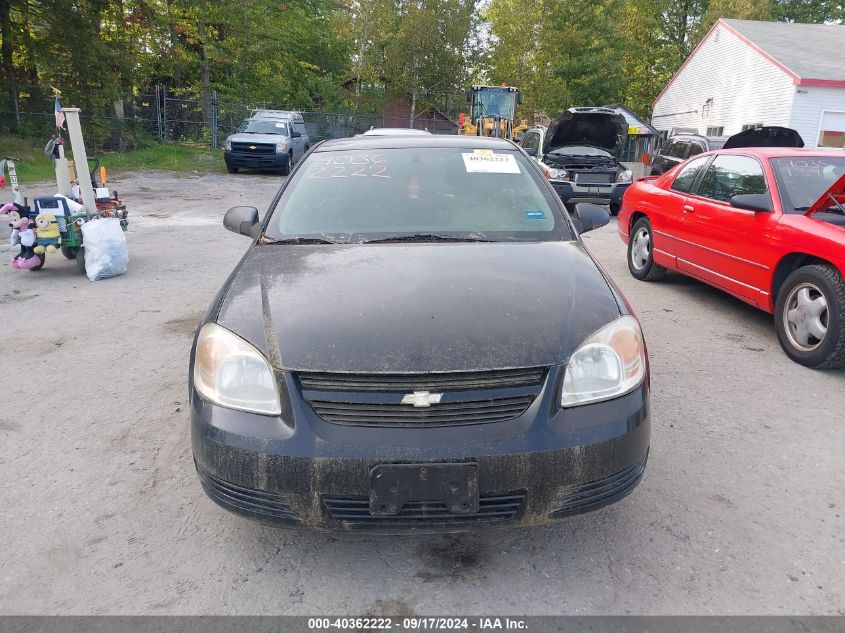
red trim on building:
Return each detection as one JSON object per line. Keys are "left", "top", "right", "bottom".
{"left": 796, "top": 78, "right": 845, "bottom": 88}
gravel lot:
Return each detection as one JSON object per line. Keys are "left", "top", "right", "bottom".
{"left": 0, "top": 171, "right": 842, "bottom": 616}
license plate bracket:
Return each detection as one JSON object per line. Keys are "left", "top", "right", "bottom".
{"left": 369, "top": 463, "right": 479, "bottom": 516}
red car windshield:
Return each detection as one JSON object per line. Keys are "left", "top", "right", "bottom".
{"left": 770, "top": 156, "right": 845, "bottom": 213}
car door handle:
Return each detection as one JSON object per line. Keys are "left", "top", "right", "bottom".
{"left": 683, "top": 205, "right": 695, "bottom": 213}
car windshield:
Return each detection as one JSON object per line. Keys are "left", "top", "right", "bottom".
{"left": 238, "top": 119, "right": 290, "bottom": 135}
{"left": 264, "top": 147, "right": 568, "bottom": 242}
{"left": 546, "top": 145, "right": 613, "bottom": 158}
{"left": 770, "top": 156, "right": 845, "bottom": 213}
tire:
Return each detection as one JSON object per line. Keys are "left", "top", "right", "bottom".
{"left": 61, "top": 246, "right": 78, "bottom": 260}
{"left": 227, "top": 165, "right": 239, "bottom": 174}
{"left": 609, "top": 202, "right": 621, "bottom": 216}
{"left": 28, "top": 253, "right": 45, "bottom": 271}
{"left": 280, "top": 155, "right": 291, "bottom": 177}
{"left": 774, "top": 264, "right": 845, "bottom": 369}
{"left": 76, "top": 246, "right": 87, "bottom": 275}
{"left": 628, "top": 217, "right": 666, "bottom": 281}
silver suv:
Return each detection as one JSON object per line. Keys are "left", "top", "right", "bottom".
{"left": 224, "top": 110, "right": 310, "bottom": 176}
{"left": 520, "top": 107, "right": 632, "bottom": 214}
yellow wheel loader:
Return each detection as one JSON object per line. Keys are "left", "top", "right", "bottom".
{"left": 459, "top": 85, "right": 522, "bottom": 140}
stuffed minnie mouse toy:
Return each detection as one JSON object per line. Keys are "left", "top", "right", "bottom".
{"left": 0, "top": 202, "right": 41, "bottom": 269}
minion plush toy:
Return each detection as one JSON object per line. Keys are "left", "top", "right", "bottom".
{"left": 34, "top": 213, "right": 61, "bottom": 254}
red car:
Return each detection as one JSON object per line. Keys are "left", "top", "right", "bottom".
{"left": 618, "top": 147, "right": 845, "bottom": 369}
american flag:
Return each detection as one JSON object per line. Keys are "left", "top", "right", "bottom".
{"left": 55, "top": 98, "right": 65, "bottom": 129}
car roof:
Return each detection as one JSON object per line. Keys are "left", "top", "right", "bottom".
{"left": 315, "top": 135, "right": 520, "bottom": 152}
{"left": 668, "top": 133, "right": 726, "bottom": 143}
{"left": 713, "top": 147, "right": 845, "bottom": 158}
{"left": 250, "top": 109, "right": 302, "bottom": 120}
{"left": 361, "top": 128, "right": 431, "bottom": 136}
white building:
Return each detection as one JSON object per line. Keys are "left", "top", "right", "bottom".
{"left": 651, "top": 19, "right": 845, "bottom": 148}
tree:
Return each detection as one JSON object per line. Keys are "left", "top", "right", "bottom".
{"left": 697, "top": 0, "right": 773, "bottom": 41}
{"left": 484, "top": 0, "right": 565, "bottom": 119}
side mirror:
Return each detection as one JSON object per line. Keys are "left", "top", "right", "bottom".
{"left": 524, "top": 147, "right": 537, "bottom": 157}
{"left": 730, "top": 193, "right": 773, "bottom": 213}
{"left": 224, "top": 206, "right": 260, "bottom": 237}
{"left": 291, "top": 131, "right": 302, "bottom": 138}
{"left": 572, "top": 202, "right": 611, "bottom": 234}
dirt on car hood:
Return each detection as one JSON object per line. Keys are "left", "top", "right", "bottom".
{"left": 543, "top": 108, "right": 628, "bottom": 157}
{"left": 214, "top": 241, "right": 622, "bottom": 373}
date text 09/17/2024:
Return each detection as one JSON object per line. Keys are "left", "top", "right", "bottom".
{"left": 307, "top": 617, "right": 528, "bottom": 630}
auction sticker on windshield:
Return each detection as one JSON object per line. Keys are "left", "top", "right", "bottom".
{"left": 462, "top": 151, "right": 520, "bottom": 174}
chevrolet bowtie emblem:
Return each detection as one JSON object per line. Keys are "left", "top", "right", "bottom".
{"left": 249, "top": 145, "right": 257, "bottom": 150}
{"left": 401, "top": 391, "right": 443, "bottom": 408}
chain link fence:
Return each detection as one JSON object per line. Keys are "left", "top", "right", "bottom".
{"left": 0, "top": 85, "right": 461, "bottom": 152}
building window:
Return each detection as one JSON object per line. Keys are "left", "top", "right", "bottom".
{"left": 741, "top": 123, "right": 763, "bottom": 131}
{"left": 818, "top": 130, "right": 845, "bottom": 148}
{"left": 706, "top": 126, "right": 724, "bottom": 136}
{"left": 818, "top": 111, "right": 845, "bottom": 148}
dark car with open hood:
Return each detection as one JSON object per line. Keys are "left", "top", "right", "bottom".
{"left": 190, "top": 135, "right": 651, "bottom": 532}
{"left": 520, "top": 107, "right": 633, "bottom": 214}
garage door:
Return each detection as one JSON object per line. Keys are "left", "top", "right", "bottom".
{"left": 818, "top": 111, "right": 845, "bottom": 148}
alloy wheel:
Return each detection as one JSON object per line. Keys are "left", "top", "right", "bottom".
{"left": 783, "top": 282, "right": 828, "bottom": 351}
{"left": 630, "top": 227, "right": 650, "bottom": 271}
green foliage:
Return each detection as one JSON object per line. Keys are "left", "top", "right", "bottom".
{"left": 0, "top": 0, "right": 842, "bottom": 137}
{"left": 0, "top": 134, "right": 224, "bottom": 182}
{"left": 486, "top": 0, "right": 843, "bottom": 122}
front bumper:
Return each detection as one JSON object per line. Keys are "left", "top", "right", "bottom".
{"left": 224, "top": 150, "right": 289, "bottom": 171}
{"left": 191, "top": 367, "right": 651, "bottom": 532}
{"left": 551, "top": 180, "right": 630, "bottom": 206}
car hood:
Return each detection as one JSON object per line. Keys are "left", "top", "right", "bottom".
{"left": 722, "top": 126, "right": 804, "bottom": 149}
{"left": 543, "top": 110, "right": 628, "bottom": 157}
{"left": 805, "top": 172, "right": 845, "bottom": 217}
{"left": 227, "top": 133, "right": 287, "bottom": 144}
{"left": 215, "top": 242, "right": 621, "bottom": 373}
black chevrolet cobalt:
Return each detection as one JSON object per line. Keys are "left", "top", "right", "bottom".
{"left": 190, "top": 135, "right": 650, "bottom": 531}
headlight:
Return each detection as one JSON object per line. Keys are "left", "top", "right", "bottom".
{"left": 276, "top": 142, "right": 288, "bottom": 153}
{"left": 616, "top": 168, "right": 633, "bottom": 183}
{"left": 193, "top": 323, "right": 281, "bottom": 416}
{"left": 224, "top": 139, "right": 231, "bottom": 151}
{"left": 547, "top": 168, "right": 570, "bottom": 181}
{"left": 561, "top": 315, "right": 646, "bottom": 407}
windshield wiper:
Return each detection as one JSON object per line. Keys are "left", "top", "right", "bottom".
{"left": 795, "top": 199, "right": 845, "bottom": 215}
{"left": 259, "top": 236, "right": 340, "bottom": 245}
{"left": 362, "top": 233, "right": 494, "bottom": 244}
{"left": 826, "top": 193, "right": 845, "bottom": 214}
